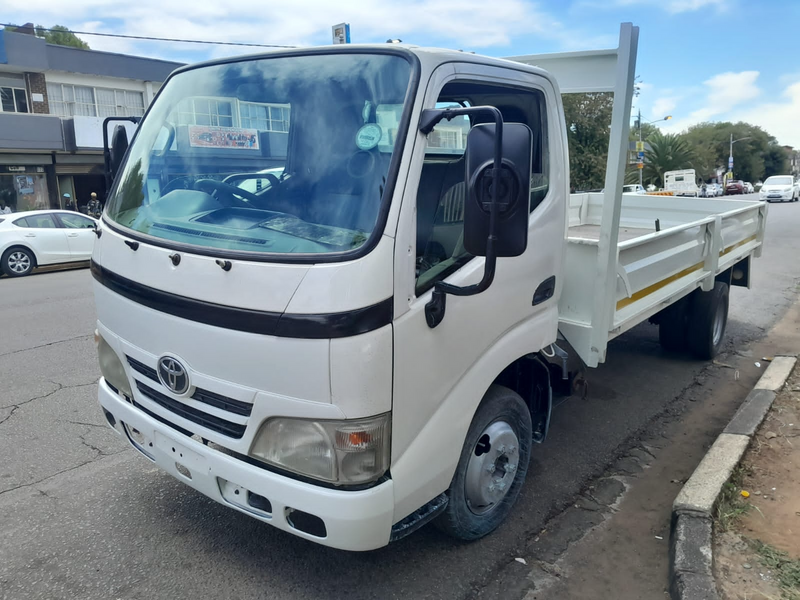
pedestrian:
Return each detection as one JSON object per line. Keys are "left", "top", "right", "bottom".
{"left": 62, "top": 193, "right": 75, "bottom": 211}
{"left": 87, "top": 192, "right": 101, "bottom": 218}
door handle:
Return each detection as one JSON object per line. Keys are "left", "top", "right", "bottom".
{"left": 24, "top": 233, "right": 36, "bottom": 237}
{"left": 68, "top": 233, "right": 79, "bottom": 237}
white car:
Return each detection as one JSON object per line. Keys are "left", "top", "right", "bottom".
{"left": 622, "top": 184, "right": 646, "bottom": 194}
{"left": 760, "top": 175, "right": 799, "bottom": 203}
{"left": 0, "top": 210, "right": 97, "bottom": 277}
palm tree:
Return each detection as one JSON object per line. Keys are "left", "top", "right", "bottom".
{"left": 642, "top": 132, "right": 695, "bottom": 188}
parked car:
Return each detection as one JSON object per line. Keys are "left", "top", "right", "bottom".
{"left": 725, "top": 180, "right": 745, "bottom": 195}
{"left": 759, "top": 175, "right": 799, "bottom": 203}
{"left": 743, "top": 182, "right": 754, "bottom": 193}
{"left": 622, "top": 184, "right": 646, "bottom": 194}
{"left": 0, "top": 210, "right": 97, "bottom": 277}
{"left": 707, "top": 183, "right": 723, "bottom": 197}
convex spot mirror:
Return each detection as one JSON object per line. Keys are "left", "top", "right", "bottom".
{"left": 464, "top": 122, "right": 533, "bottom": 257}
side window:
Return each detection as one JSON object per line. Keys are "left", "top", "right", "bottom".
{"left": 59, "top": 214, "right": 96, "bottom": 229}
{"left": 415, "top": 81, "right": 549, "bottom": 295}
{"left": 15, "top": 215, "right": 57, "bottom": 228}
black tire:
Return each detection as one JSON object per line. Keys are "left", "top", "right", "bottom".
{"left": 1, "top": 247, "right": 35, "bottom": 277}
{"left": 686, "top": 282, "right": 729, "bottom": 360}
{"left": 658, "top": 296, "right": 690, "bottom": 352}
{"left": 434, "top": 385, "right": 532, "bottom": 541}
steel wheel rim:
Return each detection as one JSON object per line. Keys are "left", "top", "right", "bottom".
{"left": 712, "top": 299, "right": 725, "bottom": 346}
{"left": 8, "top": 251, "right": 30, "bottom": 273}
{"left": 464, "top": 420, "right": 520, "bottom": 516}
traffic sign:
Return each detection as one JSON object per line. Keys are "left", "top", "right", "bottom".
{"left": 637, "top": 163, "right": 644, "bottom": 169}
{"left": 728, "top": 156, "right": 733, "bottom": 169}
{"left": 636, "top": 141, "right": 645, "bottom": 152}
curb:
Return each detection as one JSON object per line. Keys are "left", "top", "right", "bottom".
{"left": 668, "top": 355, "right": 797, "bottom": 600}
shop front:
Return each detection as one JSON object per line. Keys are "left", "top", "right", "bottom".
{"left": 0, "top": 164, "right": 53, "bottom": 212}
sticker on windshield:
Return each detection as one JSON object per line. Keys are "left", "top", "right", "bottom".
{"left": 355, "top": 124, "right": 382, "bottom": 150}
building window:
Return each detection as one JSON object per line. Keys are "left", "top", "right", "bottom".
{"left": 46, "top": 83, "right": 145, "bottom": 117}
{"left": 177, "top": 98, "right": 234, "bottom": 127}
{"left": 239, "top": 103, "right": 290, "bottom": 132}
{"left": 0, "top": 87, "right": 29, "bottom": 113}
{"left": 96, "top": 88, "right": 145, "bottom": 117}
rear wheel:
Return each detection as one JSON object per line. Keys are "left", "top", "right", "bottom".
{"left": 435, "top": 385, "right": 532, "bottom": 541}
{"left": 1, "top": 247, "right": 34, "bottom": 277}
{"left": 686, "top": 282, "right": 729, "bottom": 359}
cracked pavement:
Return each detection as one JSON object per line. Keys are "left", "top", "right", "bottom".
{"left": 0, "top": 201, "right": 799, "bottom": 600}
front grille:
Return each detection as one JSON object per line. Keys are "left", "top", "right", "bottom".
{"left": 126, "top": 356, "right": 253, "bottom": 417}
{"left": 135, "top": 381, "right": 246, "bottom": 439}
{"left": 127, "top": 356, "right": 158, "bottom": 382}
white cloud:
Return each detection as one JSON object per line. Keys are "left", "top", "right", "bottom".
{"left": 578, "top": 0, "right": 725, "bottom": 13}
{"left": 733, "top": 81, "right": 800, "bottom": 148}
{"left": 652, "top": 96, "right": 678, "bottom": 117}
{"left": 661, "top": 70, "right": 761, "bottom": 134}
{"left": 662, "top": 0, "right": 724, "bottom": 13}
{"left": 2, "top": 0, "right": 578, "bottom": 53}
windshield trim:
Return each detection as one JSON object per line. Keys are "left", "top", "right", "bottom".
{"left": 102, "top": 47, "right": 421, "bottom": 265}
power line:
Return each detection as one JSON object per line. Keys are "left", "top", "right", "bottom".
{"left": 0, "top": 23, "right": 297, "bottom": 49}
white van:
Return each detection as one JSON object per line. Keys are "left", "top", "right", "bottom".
{"left": 664, "top": 169, "right": 698, "bottom": 197}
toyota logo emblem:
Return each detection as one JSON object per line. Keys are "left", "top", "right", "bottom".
{"left": 158, "top": 356, "right": 190, "bottom": 395}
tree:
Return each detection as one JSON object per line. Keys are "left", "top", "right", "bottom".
{"left": 4, "top": 24, "right": 89, "bottom": 49}
{"left": 682, "top": 121, "right": 783, "bottom": 183}
{"left": 640, "top": 131, "right": 695, "bottom": 188}
{"left": 762, "top": 146, "right": 789, "bottom": 179}
{"left": 562, "top": 92, "right": 614, "bottom": 191}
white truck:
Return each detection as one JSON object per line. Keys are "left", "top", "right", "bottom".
{"left": 92, "top": 23, "right": 766, "bottom": 551}
{"left": 664, "top": 168, "right": 699, "bottom": 197}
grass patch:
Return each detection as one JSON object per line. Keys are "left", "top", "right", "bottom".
{"left": 715, "top": 465, "right": 752, "bottom": 532}
{"left": 752, "top": 539, "right": 800, "bottom": 599}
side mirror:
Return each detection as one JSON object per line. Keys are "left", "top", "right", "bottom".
{"left": 109, "top": 125, "right": 130, "bottom": 180}
{"left": 463, "top": 122, "right": 532, "bottom": 257}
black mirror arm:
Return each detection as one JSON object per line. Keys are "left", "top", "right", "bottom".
{"left": 421, "top": 106, "right": 503, "bottom": 328}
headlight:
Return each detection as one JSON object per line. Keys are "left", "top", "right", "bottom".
{"left": 96, "top": 332, "right": 132, "bottom": 398}
{"left": 250, "top": 414, "right": 391, "bottom": 485}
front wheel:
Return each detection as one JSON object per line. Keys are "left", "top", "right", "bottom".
{"left": 435, "top": 385, "right": 532, "bottom": 541}
{"left": 1, "top": 247, "right": 35, "bottom": 277}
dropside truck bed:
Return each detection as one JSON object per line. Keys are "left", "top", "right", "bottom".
{"left": 558, "top": 193, "right": 767, "bottom": 367}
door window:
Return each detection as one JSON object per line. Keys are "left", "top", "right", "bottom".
{"left": 58, "top": 214, "right": 96, "bottom": 229}
{"left": 14, "top": 214, "right": 57, "bottom": 228}
{"left": 415, "top": 81, "right": 549, "bottom": 294}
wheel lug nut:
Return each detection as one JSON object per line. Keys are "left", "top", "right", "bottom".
{"left": 506, "top": 463, "right": 516, "bottom": 472}
{"left": 486, "top": 463, "right": 496, "bottom": 473}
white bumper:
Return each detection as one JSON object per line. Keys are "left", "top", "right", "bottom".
{"left": 761, "top": 191, "right": 792, "bottom": 201}
{"left": 98, "top": 379, "right": 395, "bottom": 551}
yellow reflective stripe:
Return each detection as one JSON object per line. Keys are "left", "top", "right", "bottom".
{"left": 615, "top": 234, "right": 758, "bottom": 311}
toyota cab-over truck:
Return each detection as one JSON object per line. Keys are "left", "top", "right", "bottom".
{"left": 93, "top": 23, "right": 766, "bottom": 550}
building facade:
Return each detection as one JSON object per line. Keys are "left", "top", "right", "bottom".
{"left": 0, "top": 28, "right": 183, "bottom": 213}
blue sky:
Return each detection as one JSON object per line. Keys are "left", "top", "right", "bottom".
{"left": 5, "top": 0, "right": 799, "bottom": 146}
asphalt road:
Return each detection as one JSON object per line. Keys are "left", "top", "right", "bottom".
{"left": 1, "top": 194, "right": 799, "bottom": 600}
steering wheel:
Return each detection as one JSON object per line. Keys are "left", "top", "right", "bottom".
{"left": 161, "top": 176, "right": 195, "bottom": 195}
{"left": 192, "top": 178, "right": 262, "bottom": 206}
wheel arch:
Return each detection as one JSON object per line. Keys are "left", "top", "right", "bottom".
{"left": 2, "top": 243, "right": 39, "bottom": 267}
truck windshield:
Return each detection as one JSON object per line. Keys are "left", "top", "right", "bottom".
{"left": 105, "top": 52, "right": 413, "bottom": 257}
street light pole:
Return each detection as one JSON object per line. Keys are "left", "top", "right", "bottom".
{"left": 634, "top": 113, "right": 671, "bottom": 190}
{"left": 638, "top": 109, "right": 643, "bottom": 189}
{"left": 728, "top": 134, "right": 753, "bottom": 182}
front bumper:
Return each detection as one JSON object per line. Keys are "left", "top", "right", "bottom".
{"left": 98, "top": 379, "right": 395, "bottom": 551}
{"left": 761, "top": 192, "right": 792, "bottom": 201}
